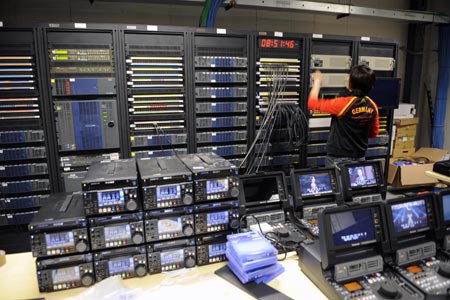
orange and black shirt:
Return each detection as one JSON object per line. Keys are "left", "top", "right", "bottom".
{"left": 308, "top": 94, "right": 379, "bottom": 158}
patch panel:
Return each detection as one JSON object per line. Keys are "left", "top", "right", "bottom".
{"left": 196, "top": 130, "right": 247, "bottom": 143}
{"left": 196, "top": 116, "right": 247, "bottom": 128}
{"left": 0, "top": 147, "right": 46, "bottom": 161}
{"left": 0, "top": 163, "right": 48, "bottom": 178}
{"left": 196, "top": 102, "right": 247, "bottom": 113}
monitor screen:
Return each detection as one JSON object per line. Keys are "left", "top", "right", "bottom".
{"left": 347, "top": 165, "right": 377, "bottom": 188}
{"left": 206, "top": 178, "right": 229, "bottom": 194}
{"left": 299, "top": 172, "right": 333, "bottom": 197}
{"left": 157, "top": 217, "right": 182, "bottom": 235}
{"left": 52, "top": 266, "right": 80, "bottom": 284}
{"left": 98, "top": 189, "right": 125, "bottom": 207}
{"left": 161, "top": 249, "right": 184, "bottom": 265}
{"left": 391, "top": 199, "right": 429, "bottom": 234}
{"left": 442, "top": 194, "right": 450, "bottom": 222}
{"left": 367, "top": 78, "right": 400, "bottom": 109}
{"left": 45, "top": 232, "right": 75, "bottom": 250}
{"left": 330, "top": 208, "right": 376, "bottom": 247}
{"left": 207, "top": 211, "right": 229, "bottom": 226}
{"left": 242, "top": 176, "right": 281, "bottom": 206}
{"left": 208, "top": 242, "right": 227, "bottom": 258}
{"left": 108, "top": 257, "right": 134, "bottom": 275}
{"left": 157, "top": 185, "right": 181, "bottom": 202}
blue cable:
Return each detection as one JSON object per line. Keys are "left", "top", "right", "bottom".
{"left": 210, "top": 0, "right": 225, "bottom": 28}
{"left": 206, "top": 0, "right": 218, "bottom": 27}
{"left": 432, "top": 25, "right": 450, "bottom": 148}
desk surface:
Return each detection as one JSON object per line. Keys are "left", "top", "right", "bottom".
{"left": 0, "top": 251, "right": 327, "bottom": 300}
{"left": 426, "top": 170, "right": 450, "bottom": 184}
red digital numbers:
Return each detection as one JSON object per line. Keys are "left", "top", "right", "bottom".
{"left": 260, "top": 38, "right": 296, "bottom": 49}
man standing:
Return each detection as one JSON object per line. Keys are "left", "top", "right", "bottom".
{"left": 308, "top": 65, "right": 379, "bottom": 167}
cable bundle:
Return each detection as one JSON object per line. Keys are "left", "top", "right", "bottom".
{"left": 241, "top": 63, "right": 308, "bottom": 173}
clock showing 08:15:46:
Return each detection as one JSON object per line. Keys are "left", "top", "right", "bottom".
{"left": 259, "top": 38, "right": 299, "bottom": 49}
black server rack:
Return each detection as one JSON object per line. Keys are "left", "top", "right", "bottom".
{"left": 192, "top": 33, "right": 250, "bottom": 167}
{"left": 43, "top": 28, "right": 121, "bottom": 192}
{"left": 357, "top": 38, "right": 398, "bottom": 177}
{"left": 124, "top": 31, "right": 189, "bottom": 159}
{"left": 306, "top": 35, "right": 356, "bottom": 167}
{"left": 253, "top": 32, "right": 307, "bottom": 171}
{"left": 0, "top": 28, "right": 51, "bottom": 253}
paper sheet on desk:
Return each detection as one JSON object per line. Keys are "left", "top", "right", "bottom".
{"left": 134, "top": 268, "right": 249, "bottom": 300}
{"left": 66, "top": 276, "right": 142, "bottom": 300}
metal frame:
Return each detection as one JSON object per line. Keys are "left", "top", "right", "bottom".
{"left": 164, "top": 0, "right": 449, "bottom": 24}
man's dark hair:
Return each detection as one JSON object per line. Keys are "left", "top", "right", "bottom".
{"left": 349, "top": 65, "right": 376, "bottom": 95}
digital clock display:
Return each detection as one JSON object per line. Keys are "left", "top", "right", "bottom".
{"left": 259, "top": 38, "right": 299, "bottom": 49}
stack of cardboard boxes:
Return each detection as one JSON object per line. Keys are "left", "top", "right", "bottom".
{"left": 391, "top": 117, "right": 418, "bottom": 158}
{"left": 387, "top": 104, "right": 448, "bottom": 188}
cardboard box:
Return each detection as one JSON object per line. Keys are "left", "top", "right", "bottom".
{"left": 392, "top": 148, "right": 416, "bottom": 158}
{"left": 394, "top": 117, "right": 419, "bottom": 127}
{"left": 393, "top": 136, "right": 415, "bottom": 149}
{"left": 388, "top": 147, "right": 448, "bottom": 188}
{"left": 396, "top": 125, "right": 417, "bottom": 137}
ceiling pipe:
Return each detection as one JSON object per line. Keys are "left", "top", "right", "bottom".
{"left": 155, "top": 0, "right": 449, "bottom": 24}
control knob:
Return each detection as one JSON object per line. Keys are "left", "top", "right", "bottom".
{"left": 126, "top": 199, "right": 138, "bottom": 211}
{"left": 437, "top": 262, "right": 450, "bottom": 278}
{"left": 377, "top": 281, "right": 400, "bottom": 299}
{"left": 230, "top": 187, "right": 239, "bottom": 198}
{"left": 230, "top": 218, "right": 239, "bottom": 229}
{"left": 183, "top": 194, "right": 193, "bottom": 205}
{"left": 185, "top": 256, "right": 196, "bottom": 268}
{"left": 75, "top": 239, "right": 89, "bottom": 253}
{"left": 135, "top": 264, "right": 147, "bottom": 277}
{"left": 132, "top": 232, "right": 144, "bottom": 244}
{"left": 81, "top": 273, "right": 94, "bottom": 286}
{"left": 183, "top": 224, "right": 194, "bottom": 236}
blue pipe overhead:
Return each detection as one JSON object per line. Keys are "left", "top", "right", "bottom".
{"left": 432, "top": 25, "right": 450, "bottom": 149}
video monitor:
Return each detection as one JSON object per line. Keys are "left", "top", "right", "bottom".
{"left": 367, "top": 78, "right": 400, "bottom": 109}
{"left": 239, "top": 172, "right": 287, "bottom": 209}
{"left": 341, "top": 161, "right": 383, "bottom": 191}
{"left": 319, "top": 202, "right": 386, "bottom": 269}
{"left": 329, "top": 207, "right": 377, "bottom": 248}
{"left": 390, "top": 199, "right": 428, "bottom": 234}
{"left": 299, "top": 172, "right": 333, "bottom": 197}
{"left": 386, "top": 195, "right": 433, "bottom": 239}
{"left": 439, "top": 191, "right": 450, "bottom": 226}
{"left": 348, "top": 165, "right": 377, "bottom": 188}
{"left": 291, "top": 168, "right": 339, "bottom": 201}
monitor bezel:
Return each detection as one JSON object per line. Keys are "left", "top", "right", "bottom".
{"left": 291, "top": 167, "right": 340, "bottom": 202}
{"left": 238, "top": 171, "right": 289, "bottom": 210}
{"left": 385, "top": 194, "right": 434, "bottom": 240}
{"left": 340, "top": 160, "right": 384, "bottom": 198}
{"left": 318, "top": 201, "right": 388, "bottom": 270}
{"left": 438, "top": 189, "right": 450, "bottom": 228}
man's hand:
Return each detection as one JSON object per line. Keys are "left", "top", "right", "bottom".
{"left": 312, "top": 70, "right": 323, "bottom": 86}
